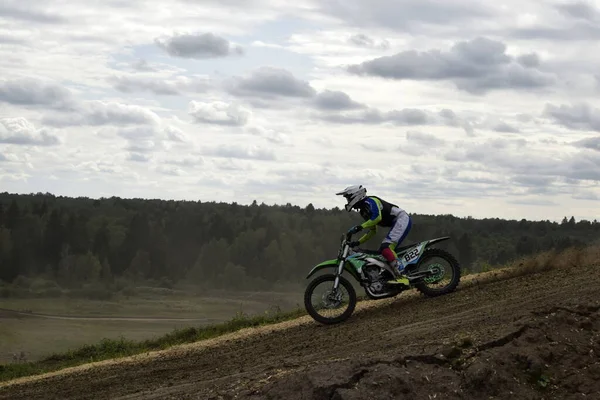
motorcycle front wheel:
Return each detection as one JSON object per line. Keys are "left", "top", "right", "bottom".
{"left": 304, "top": 274, "right": 357, "bottom": 324}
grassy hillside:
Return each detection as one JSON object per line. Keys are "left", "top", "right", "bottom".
{"left": 2, "top": 243, "right": 597, "bottom": 384}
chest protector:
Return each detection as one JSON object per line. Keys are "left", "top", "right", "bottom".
{"left": 359, "top": 196, "right": 399, "bottom": 227}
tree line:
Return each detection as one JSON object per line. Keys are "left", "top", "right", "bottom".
{"left": 0, "top": 192, "right": 597, "bottom": 298}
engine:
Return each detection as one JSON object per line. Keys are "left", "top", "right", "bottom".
{"left": 363, "top": 265, "right": 388, "bottom": 294}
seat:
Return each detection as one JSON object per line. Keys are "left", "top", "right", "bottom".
{"left": 394, "top": 243, "right": 418, "bottom": 253}
{"left": 356, "top": 242, "right": 417, "bottom": 255}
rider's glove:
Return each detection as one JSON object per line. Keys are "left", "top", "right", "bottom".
{"left": 348, "top": 225, "right": 363, "bottom": 235}
{"left": 348, "top": 241, "right": 360, "bottom": 248}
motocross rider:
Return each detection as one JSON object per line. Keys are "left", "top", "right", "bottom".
{"left": 336, "top": 185, "right": 411, "bottom": 286}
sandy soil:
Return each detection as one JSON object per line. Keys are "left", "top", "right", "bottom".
{"left": 1, "top": 261, "right": 599, "bottom": 400}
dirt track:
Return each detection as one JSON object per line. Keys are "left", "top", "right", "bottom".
{"left": 1, "top": 261, "right": 600, "bottom": 400}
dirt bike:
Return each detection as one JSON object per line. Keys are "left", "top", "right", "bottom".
{"left": 303, "top": 231, "right": 461, "bottom": 324}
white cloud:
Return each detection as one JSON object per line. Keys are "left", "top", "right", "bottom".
{"left": 42, "top": 101, "right": 161, "bottom": 127}
{"left": 199, "top": 143, "right": 277, "bottom": 161}
{"left": 2, "top": 0, "right": 600, "bottom": 221}
{"left": 0, "top": 117, "right": 61, "bottom": 146}
{"left": 110, "top": 74, "right": 212, "bottom": 96}
{"left": 189, "top": 101, "right": 251, "bottom": 126}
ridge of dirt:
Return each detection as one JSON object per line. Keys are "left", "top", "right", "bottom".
{"left": 0, "top": 265, "right": 525, "bottom": 387}
{"left": 1, "top": 260, "right": 599, "bottom": 400}
{"left": 240, "top": 302, "right": 600, "bottom": 400}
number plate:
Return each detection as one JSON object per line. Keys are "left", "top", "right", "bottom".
{"left": 403, "top": 247, "right": 420, "bottom": 263}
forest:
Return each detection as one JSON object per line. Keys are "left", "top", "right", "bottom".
{"left": 0, "top": 191, "right": 598, "bottom": 299}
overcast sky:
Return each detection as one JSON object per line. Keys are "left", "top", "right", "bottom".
{"left": 1, "top": 0, "right": 600, "bottom": 222}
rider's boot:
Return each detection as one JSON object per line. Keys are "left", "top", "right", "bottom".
{"left": 381, "top": 247, "right": 409, "bottom": 286}
{"left": 386, "top": 259, "right": 410, "bottom": 286}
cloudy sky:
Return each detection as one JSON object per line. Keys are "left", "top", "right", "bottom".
{"left": 1, "top": 0, "right": 600, "bottom": 222}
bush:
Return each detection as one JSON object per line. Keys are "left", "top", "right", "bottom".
{"left": 0, "top": 286, "right": 12, "bottom": 298}
{"left": 29, "top": 278, "right": 62, "bottom": 293}
{"left": 35, "top": 287, "right": 63, "bottom": 298}
{"left": 120, "top": 286, "right": 137, "bottom": 297}
{"left": 11, "top": 275, "right": 32, "bottom": 289}
{"left": 158, "top": 277, "right": 174, "bottom": 289}
{"left": 66, "top": 284, "right": 113, "bottom": 301}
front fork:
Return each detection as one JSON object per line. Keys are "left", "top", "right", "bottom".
{"left": 333, "top": 244, "right": 350, "bottom": 290}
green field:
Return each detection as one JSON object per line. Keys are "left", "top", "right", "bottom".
{"left": 0, "top": 287, "right": 303, "bottom": 365}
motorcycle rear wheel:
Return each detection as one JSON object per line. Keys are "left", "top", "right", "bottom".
{"left": 413, "top": 248, "right": 461, "bottom": 297}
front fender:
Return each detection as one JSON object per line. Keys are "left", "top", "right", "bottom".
{"left": 306, "top": 259, "right": 361, "bottom": 281}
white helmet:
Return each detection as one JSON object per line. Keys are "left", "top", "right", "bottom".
{"left": 336, "top": 185, "right": 367, "bottom": 212}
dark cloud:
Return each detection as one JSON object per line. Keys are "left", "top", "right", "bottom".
{"left": 43, "top": 101, "right": 160, "bottom": 127}
{"left": 572, "top": 191, "right": 600, "bottom": 200}
{"left": 225, "top": 66, "right": 317, "bottom": 99}
{"left": 346, "top": 37, "right": 556, "bottom": 94}
{"left": 318, "top": 0, "right": 492, "bottom": 32}
{"left": 443, "top": 138, "right": 529, "bottom": 163}
{"left": 510, "top": 2, "right": 600, "bottom": 41}
{"left": 512, "top": 175, "right": 556, "bottom": 187}
{"left": 317, "top": 105, "right": 473, "bottom": 135}
{"left": 188, "top": 101, "right": 250, "bottom": 126}
{"left": 131, "top": 59, "right": 157, "bottom": 72}
{"left": 405, "top": 130, "right": 446, "bottom": 147}
{"left": 127, "top": 152, "right": 150, "bottom": 162}
{"left": 516, "top": 53, "right": 540, "bottom": 68}
{"left": 573, "top": 136, "right": 600, "bottom": 151}
{"left": 115, "top": 126, "right": 187, "bottom": 147}
{"left": 347, "top": 34, "right": 390, "bottom": 49}
{"left": 389, "top": 175, "right": 503, "bottom": 200}
{"left": 510, "top": 25, "right": 600, "bottom": 41}
{"left": 313, "top": 90, "right": 366, "bottom": 110}
{"left": 0, "top": 77, "right": 74, "bottom": 109}
{"left": 543, "top": 102, "right": 600, "bottom": 131}
{"left": 155, "top": 32, "right": 243, "bottom": 59}
{"left": 0, "top": 34, "right": 28, "bottom": 45}
{"left": 444, "top": 137, "right": 600, "bottom": 183}
{"left": 556, "top": 1, "right": 600, "bottom": 22}
{"left": 0, "top": 2, "right": 66, "bottom": 24}
{"left": 199, "top": 144, "right": 276, "bottom": 161}
{"left": 492, "top": 121, "right": 521, "bottom": 133}
{"left": 516, "top": 113, "right": 534, "bottom": 123}
{"left": 0, "top": 117, "right": 60, "bottom": 146}
{"left": 319, "top": 107, "right": 434, "bottom": 125}
{"left": 124, "top": 140, "right": 163, "bottom": 154}
{"left": 164, "top": 156, "right": 205, "bottom": 167}
{"left": 507, "top": 198, "right": 558, "bottom": 206}
{"left": 110, "top": 75, "right": 211, "bottom": 96}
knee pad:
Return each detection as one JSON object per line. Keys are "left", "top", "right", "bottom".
{"left": 381, "top": 247, "right": 396, "bottom": 263}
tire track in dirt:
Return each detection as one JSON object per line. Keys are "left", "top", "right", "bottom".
{"left": 1, "top": 262, "right": 599, "bottom": 400}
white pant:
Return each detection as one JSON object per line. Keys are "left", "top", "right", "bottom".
{"left": 382, "top": 211, "right": 412, "bottom": 246}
